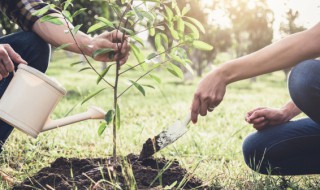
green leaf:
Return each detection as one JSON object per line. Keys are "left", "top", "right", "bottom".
{"left": 184, "top": 21, "right": 200, "bottom": 39}
{"left": 168, "top": 26, "right": 179, "bottom": 40}
{"left": 96, "top": 17, "right": 114, "bottom": 27}
{"left": 78, "top": 67, "right": 91, "bottom": 72}
{"left": 131, "top": 35, "right": 144, "bottom": 47}
{"left": 72, "top": 24, "right": 82, "bottom": 35}
{"left": 87, "top": 22, "right": 107, "bottom": 33}
{"left": 182, "top": 6, "right": 190, "bottom": 16}
{"left": 130, "top": 44, "right": 145, "bottom": 63}
{"left": 164, "top": 5, "right": 173, "bottom": 21}
{"left": 33, "top": 5, "right": 50, "bottom": 16}
{"left": 98, "top": 122, "right": 107, "bottom": 136}
{"left": 155, "top": 33, "right": 164, "bottom": 52}
{"left": 164, "top": 181, "right": 177, "bottom": 190}
{"left": 81, "top": 88, "right": 106, "bottom": 105}
{"left": 149, "top": 27, "right": 155, "bottom": 36}
{"left": 129, "top": 80, "right": 145, "bottom": 96}
{"left": 40, "top": 15, "right": 63, "bottom": 25}
{"left": 92, "top": 48, "right": 114, "bottom": 58}
{"left": 62, "top": 10, "right": 73, "bottom": 22}
{"left": 177, "top": 17, "right": 185, "bottom": 33}
{"left": 116, "top": 104, "right": 120, "bottom": 129}
{"left": 55, "top": 43, "right": 72, "bottom": 51}
{"left": 97, "top": 64, "right": 113, "bottom": 84}
{"left": 149, "top": 74, "right": 161, "bottom": 84}
{"left": 147, "top": 53, "right": 158, "bottom": 60}
{"left": 192, "top": 40, "right": 213, "bottom": 51}
{"left": 184, "top": 61, "right": 194, "bottom": 75}
{"left": 167, "top": 63, "right": 184, "bottom": 79}
{"left": 72, "top": 8, "right": 87, "bottom": 18}
{"left": 63, "top": 0, "right": 73, "bottom": 10}
{"left": 105, "top": 110, "right": 115, "bottom": 125}
{"left": 70, "top": 61, "right": 83, "bottom": 67}
{"left": 185, "top": 16, "right": 205, "bottom": 33}
{"left": 143, "top": 84, "right": 155, "bottom": 89}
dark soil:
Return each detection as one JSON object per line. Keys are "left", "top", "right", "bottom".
{"left": 13, "top": 154, "right": 207, "bottom": 190}
{"left": 139, "top": 136, "right": 161, "bottom": 160}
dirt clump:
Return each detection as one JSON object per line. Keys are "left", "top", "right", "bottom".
{"left": 13, "top": 154, "right": 207, "bottom": 189}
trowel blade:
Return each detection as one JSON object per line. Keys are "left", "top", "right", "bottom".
{"left": 139, "top": 114, "right": 191, "bottom": 160}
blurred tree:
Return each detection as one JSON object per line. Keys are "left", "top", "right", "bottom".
{"left": 223, "top": 0, "right": 274, "bottom": 57}
{"left": 0, "top": 12, "right": 19, "bottom": 36}
{"left": 148, "top": 0, "right": 232, "bottom": 77}
{"left": 280, "top": 9, "right": 305, "bottom": 80}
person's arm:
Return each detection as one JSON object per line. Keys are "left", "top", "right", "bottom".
{"left": 245, "top": 101, "right": 301, "bottom": 130}
{"left": 191, "top": 23, "right": 320, "bottom": 123}
{"left": 32, "top": 13, "right": 129, "bottom": 64}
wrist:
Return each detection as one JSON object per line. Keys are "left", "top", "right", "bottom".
{"left": 217, "top": 61, "right": 237, "bottom": 85}
{"left": 280, "top": 107, "right": 294, "bottom": 122}
{"left": 77, "top": 34, "right": 94, "bottom": 57}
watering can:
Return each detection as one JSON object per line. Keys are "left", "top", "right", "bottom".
{"left": 0, "top": 64, "right": 106, "bottom": 138}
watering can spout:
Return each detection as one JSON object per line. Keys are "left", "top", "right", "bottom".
{"left": 42, "top": 106, "right": 106, "bottom": 132}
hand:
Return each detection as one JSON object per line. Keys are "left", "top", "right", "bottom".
{"left": 0, "top": 44, "right": 27, "bottom": 80}
{"left": 191, "top": 69, "right": 227, "bottom": 123}
{"left": 245, "top": 107, "right": 290, "bottom": 130}
{"left": 88, "top": 30, "right": 130, "bottom": 65}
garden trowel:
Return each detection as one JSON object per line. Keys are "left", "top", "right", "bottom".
{"left": 139, "top": 113, "right": 191, "bottom": 160}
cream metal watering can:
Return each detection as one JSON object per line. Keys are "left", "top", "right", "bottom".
{"left": 0, "top": 64, "right": 106, "bottom": 138}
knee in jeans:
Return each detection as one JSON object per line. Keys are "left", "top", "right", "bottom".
{"left": 242, "top": 133, "right": 270, "bottom": 174}
{"left": 288, "top": 60, "right": 320, "bottom": 105}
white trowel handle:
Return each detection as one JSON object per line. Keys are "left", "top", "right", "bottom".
{"left": 182, "top": 112, "right": 191, "bottom": 127}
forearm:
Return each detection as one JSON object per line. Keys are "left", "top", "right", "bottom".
{"left": 280, "top": 101, "right": 302, "bottom": 121}
{"left": 220, "top": 23, "right": 320, "bottom": 84}
{"left": 32, "top": 13, "right": 93, "bottom": 56}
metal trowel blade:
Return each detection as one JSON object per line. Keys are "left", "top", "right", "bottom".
{"left": 139, "top": 113, "right": 191, "bottom": 160}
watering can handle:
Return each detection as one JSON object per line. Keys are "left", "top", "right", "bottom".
{"left": 42, "top": 106, "right": 106, "bottom": 132}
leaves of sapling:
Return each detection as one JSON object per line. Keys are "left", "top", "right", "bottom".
{"left": 40, "top": 15, "right": 64, "bottom": 25}
{"left": 70, "top": 61, "right": 83, "bottom": 67}
{"left": 182, "top": 6, "right": 190, "bottom": 16}
{"left": 81, "top": 88, "right": 106, "bottom": 105}
{"left": 96, "top": 17, "right": 114, "bottom": 27}
{"left": 130, "top": 44, "right": 145, "bottom": 63}
{"left": 72, "top": 24, "right": 82, "bottom": 35}
{"left": 185, "top": 16, "right": 205, "bottom": 33}
{"left": 78, "top": 67, "right": 91, "bottom": 72}
{"left": 33, "top": 5, "right": 50, "bottom": 16}
{"left": 98, "top": 122, "right": 107, "bottom": 136}
{"left": 97, "top": 64, "right": 113, "bottom": 84}
{"left": 167, "top": 63, "right": 184, "bottom": 79}
{"left": 149, "top": 74, "right": 161, "bottom": 84}
{"left": 184, "top": 21, "right": 200, "bottom": 39}
{"left": 105, "top": 110, "right": 115, "bottom": 125}
{"left": 164, "top": 5, "right": 173, "bottom": 21}
{"left": 192, "top": 40, "right": 214, "bottom": 51}
{"left": 177, "top": 17, "right": 185, "bottom": 34}
{"left": 92, "top": 48, "right": 114, "bottom": 58}
{"left": 129, "top": 80, "right": 146, "bottom": 96}
{"left": 131, "top": 35, "right": 144, "bottom": 47}
{"left": 63, "top": 0, "right": 73, "bottom": 10}
{"left": 62, "top": 10, "right": 73, "bottom": 22}
{"left": 87, "top": 22, "right": 107, "bottom": 33}
{"left": 147, "top": 53, "right": 158, "bottom": 60}
{"left": 72, "top": 8, "right": 87, "bottom": 18}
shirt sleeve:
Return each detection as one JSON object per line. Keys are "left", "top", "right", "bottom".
{"left": 0, "top": 0, "right": 60, "bottom": 31}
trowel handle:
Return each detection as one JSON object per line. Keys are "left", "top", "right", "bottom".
{"left": 182, "top": 112, "right": 191, "bottom": 127}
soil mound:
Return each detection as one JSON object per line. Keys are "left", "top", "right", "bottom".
{"left": 13, "top": 154, "right": 207, "bottom": 189}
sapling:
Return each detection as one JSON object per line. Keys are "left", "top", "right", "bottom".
{"left": 37, "top": 0, "right": 213, "bottom": 165}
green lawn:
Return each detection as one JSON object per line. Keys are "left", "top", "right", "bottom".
{"left": 0, "top": 51, "right": 318, "bottom": 189}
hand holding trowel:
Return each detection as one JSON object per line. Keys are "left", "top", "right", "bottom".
{"left": 139, "top": 113, "right": 191, "bottom": 160}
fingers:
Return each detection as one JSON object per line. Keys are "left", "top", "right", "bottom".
{"left": 247, "top": 107, "right": 265, "bottom": 117}
{"left": 191, "top": 93, "right": 200, "bottom": 123}
{"left": 5, "top": 45, "right": 27, "bottom": 65}
{"left": 253, "top": 120, "right": 270, "bottom": 131}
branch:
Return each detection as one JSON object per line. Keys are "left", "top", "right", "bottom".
{"left": 119, "top": 43, "right": 184, "bottom": 75}
{"left": 117, "top": 59, "right": 172, "bottom": 98}
{"left": 61, "top": 14, "right": 114, "bottom": 88}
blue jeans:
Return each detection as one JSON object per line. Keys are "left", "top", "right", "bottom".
{"left": 0, "top": 32, "right": 50, "bottom": 152}
{"left": 243, "top": 60, "right": 320, "bottom": 175}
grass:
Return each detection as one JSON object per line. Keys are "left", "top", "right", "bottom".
{"left": 0, "top": 51, "right": 319, "bottom": 189}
